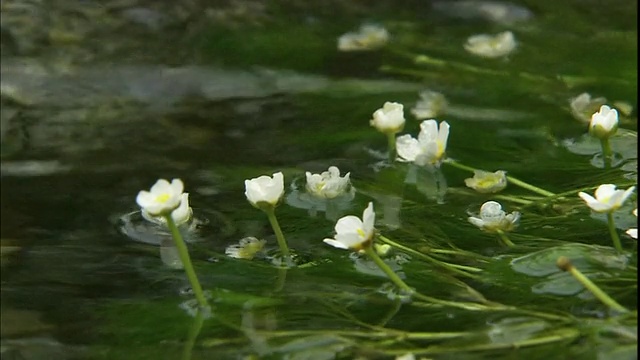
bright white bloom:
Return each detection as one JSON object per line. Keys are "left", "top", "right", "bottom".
{"left": 324, "top": 202, "right": 375, "bottom": 251}
{"left": 396, "top": 119, "right": 450, "bottom": 167}
{"left": 626, "top": 208, "right": 637, "bottom": 239}
{"left": 578, "top": 184, "right": 635, "bottom": 213}
{"left": 464, "top": 170, "right": 507, "bottom": 194}
{"left": 245, "top": 172, "right": 285, "bottom": 209}
{"left": 337, "top": 24, "right": 389, "bottom": 52}
{"left": 142, "top": 193, "right": 193, "bottom": 226}
{"left": 305, "top": 166, "right": 352, "bottom": 199}
{"left": 464, "top": 31, "right": 517, "bottom": 58}
{"left": 569, "top": 93, "right": 607, "bottom": 123}
{"left": 225, "top": 237, "right": 267, "bottom": 260}
{"left": 370, "top": 102, "right": 406, "bottom": 134}
{"left": 411, "top": 90, "right": 448, "bottom": 120}
{"left": 136, "top": 178, "right": 184, "bottom": 216}
{"left": 589, "top": 105, "right": 618, "bottom": 139}
{"left": 468, "top": 201, "right": 520, "bottom": 232}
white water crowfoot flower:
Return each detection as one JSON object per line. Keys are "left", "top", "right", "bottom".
{"left": 245, "top": 172, "right": 284, "bottom": 210}
{"left": 142, "top": 193, "right": 192, "bottom": 226}
{"left": 370, "top": 102, "right": 406, "bottom": 135}
{"left": 136, "top": 178, "right": 184, "bottom": 216}
{"left": 135, "top": 179, "right": 209, "bottom": 310}
{"left": 324, "top": 202, "right": 375, "bottom": 251}
{"left": 589, "top": 105, "right": 618, "bottom": 140}
{"left": 305, "top": 166, "right": 352, "bottom": 199}
{"left": 578, "top": 184, "right": 635, "bottom": 213}
{"left": 464, "top": 31, "right": 517, "bottom": 58}
{"left": 396, "top": 119, "right": 450, "bottom": 167}
{"left": 337, "top": 23, "right": 389, "bottom": 52}
{"left": 468, "top": 201, "right": 520, "bottom": 233}
{"left": 626, "top": 209, "right": 637, "bottom": 239}
{"left": 464, "top": 170, "right": 507, "bottom": 194}
{"left": 579, "top": 184, "right": 635, "bottom": 252}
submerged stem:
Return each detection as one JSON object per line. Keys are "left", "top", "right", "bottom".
{"left": 557, "top": 256, "right": 628, "bottom": 313}
{"left": 606, "top": 212, "right": 624, "bottom": 252}
{"left": 387, "top": 132, "right": 397, "bottom": 164}
{"left": 181, "top": 309, "right": 206, "bottom": 360}
{"left": 364, "top": 246, "right": 414, "bottom": 293}
{"left": 164, "top": 215, "right": 209, "bottom": 310}
{"left": 264, "top": 207, "right": 291, "bottom": 259}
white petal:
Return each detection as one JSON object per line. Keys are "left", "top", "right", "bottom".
{"left": 594, "top": 184, "right": 617, "bottom": 201}
{"left": 438, "top": 121, "right": 450, "bottom": 150}
{"left": 323, "top": 238, "right": 349, "bottom": 249}
{"left": 335, "top": 215, "right": 363, "bottom": 235}
{"left": 396, "top": 135, "right": 421, "bottom": 162}
{"left": 468, "top": 217, "right": 485, "bottom": 228}
{"left": 626, "top": 228, "right": 638, "bottom": 239}
{"left": 362, "top": 202, "right": 376, "bottom": 237}
{"left": 334, "top": 232, "right": 366, "bottom": 248}
{"left": 150, "top": 179, "right": 171, "bottom": 194}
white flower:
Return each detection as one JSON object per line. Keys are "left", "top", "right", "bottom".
{"left": 569, "top": 93, "right": 607, "bottom": 123}
{"left": 324, "top": 202, "right": 375, "bottom": 251}
{"left": 578, "top": 184, "right": 635, "bottom": 213}
{"left": 225, "top": 237, "right": 267, "bottom": 260}
{"left": 626, "top": 208, "right": 637, "bottom": 239}
{"left": 411, "top": 90, "right": 448, "bottom": 120}
{"left": 468, "top": 201, "right": 520, "bottom": 232}
{"left": 337, "top": 24, "right": 389, "bottom": 52}
{"left": 464, "top": 170, "right": 507, "bottom": 193}
{"left": 142, "top": 193, "right": 193, "bottom": 226}
{"left": 396, "top": 119, "right": 450, "bottom": 167}
{"left": 305, "top": 166, "right": 352, "bottom": 199}
{"left": 245, "top": 172, "right": 285, "bottom": 209}
{"left": 370, "top": 102, "right": 406, "bottom": 134}
{"left": 464, "top": 31, "right": 517, "bottom": 58}
{"left": 136, "top": 178, "right": 184, "bottom": 216}
{"left": 589, "top": 105, "right": 618, "bottom": 139}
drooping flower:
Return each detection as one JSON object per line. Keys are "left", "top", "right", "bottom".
{"left": 305, "top": 166, "right": 352, "bottom": 199}
{"left": 370, "top": 102, "right": 406, "bottom": 135}
{"left": 245, "top": 172, "right": 285, "bottom": 209}
{"left": 468, "top": 201, "right": 520, "bottom": 232}
{"left": 464, "top": 31, "right": 517, "bottom": 58}
{"left": 464, "top": 170, "right": 507, "bottom": 194}
{"left": 136, "top": 178, "right": 184, "bottom": 216}
{"left": 578, "top": 184, "right": 635, "bottom": 213}
{"left": 324, "top": 202, "right": 375, "bottom": 251}
{"left": 589, "top": 105, "right": 618, "bottom": 140}
{"left": 337, "top": 24, "right": 389, "bottom": 52}
{"left": 225, "top": 237, "right": 267, "bottom": 260}
{"left": 396, "top": 119, "right": 450, "bottom": 167}
{"left": 626, "top": 208, "right": 637, "bottom": 239}
{"left": 142, "top": 193, "right": 193, "bottom": 226}
{"left": 411, "top": 90, "right": 448, "bottom": 120}
{"left": 569, "top": 93, "right": 607, "bottom": 123}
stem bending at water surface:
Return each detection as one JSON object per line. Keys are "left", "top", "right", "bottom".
{"left": 496, "top": 229, "right": 516, "bottom": 248}
{"left": 444, "top": 160, "right": 555, "bottom": 197}
{"left": 163, "top": 214, "right": 210, "bottom": 310}
{"left": 599, "top": 137, "right": 613, "bottom": 169}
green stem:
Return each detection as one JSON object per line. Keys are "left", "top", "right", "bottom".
{"left": 164, "top": 215, "right": 209, "bottom": 309}
{"left": 377, "top": 235, "right": 482, "bottom": 277}
{"left": 558, "top": 257, "right": 627, "bottom": 313}
{"left": 600, "top": 137, "right": 613, "bottom": 169}
{"left": 264, "top": 207, "right": 291, "bottom": 259}
{"left": 181, "top": 309, "right": 206, "bottom": 360}
{"left": 364, "top": 246, "right": 414, "bottom": 293}
{"left": 386, "top": 132, "right": 397, "bottom": 164}
{"left": 496, "top": 230, "right": 516, "bottom": 248}
{"left": 444, "top": 160, "right": 555, "bottom": 197}
{"left": 606, "top": 212, "right": 624, "bottom": 252}
{"left": 274, "top": 267, "right": 287, "bottom": 292}
{"left": 493, "top": 194, "right": 534, "bottom": 205}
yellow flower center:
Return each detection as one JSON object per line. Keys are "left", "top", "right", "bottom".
{"left": 357, "top": 228, "right": 366, "bottom": 238}
{"left": 156, "top": 193, "right": 171, "bottom": 203}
